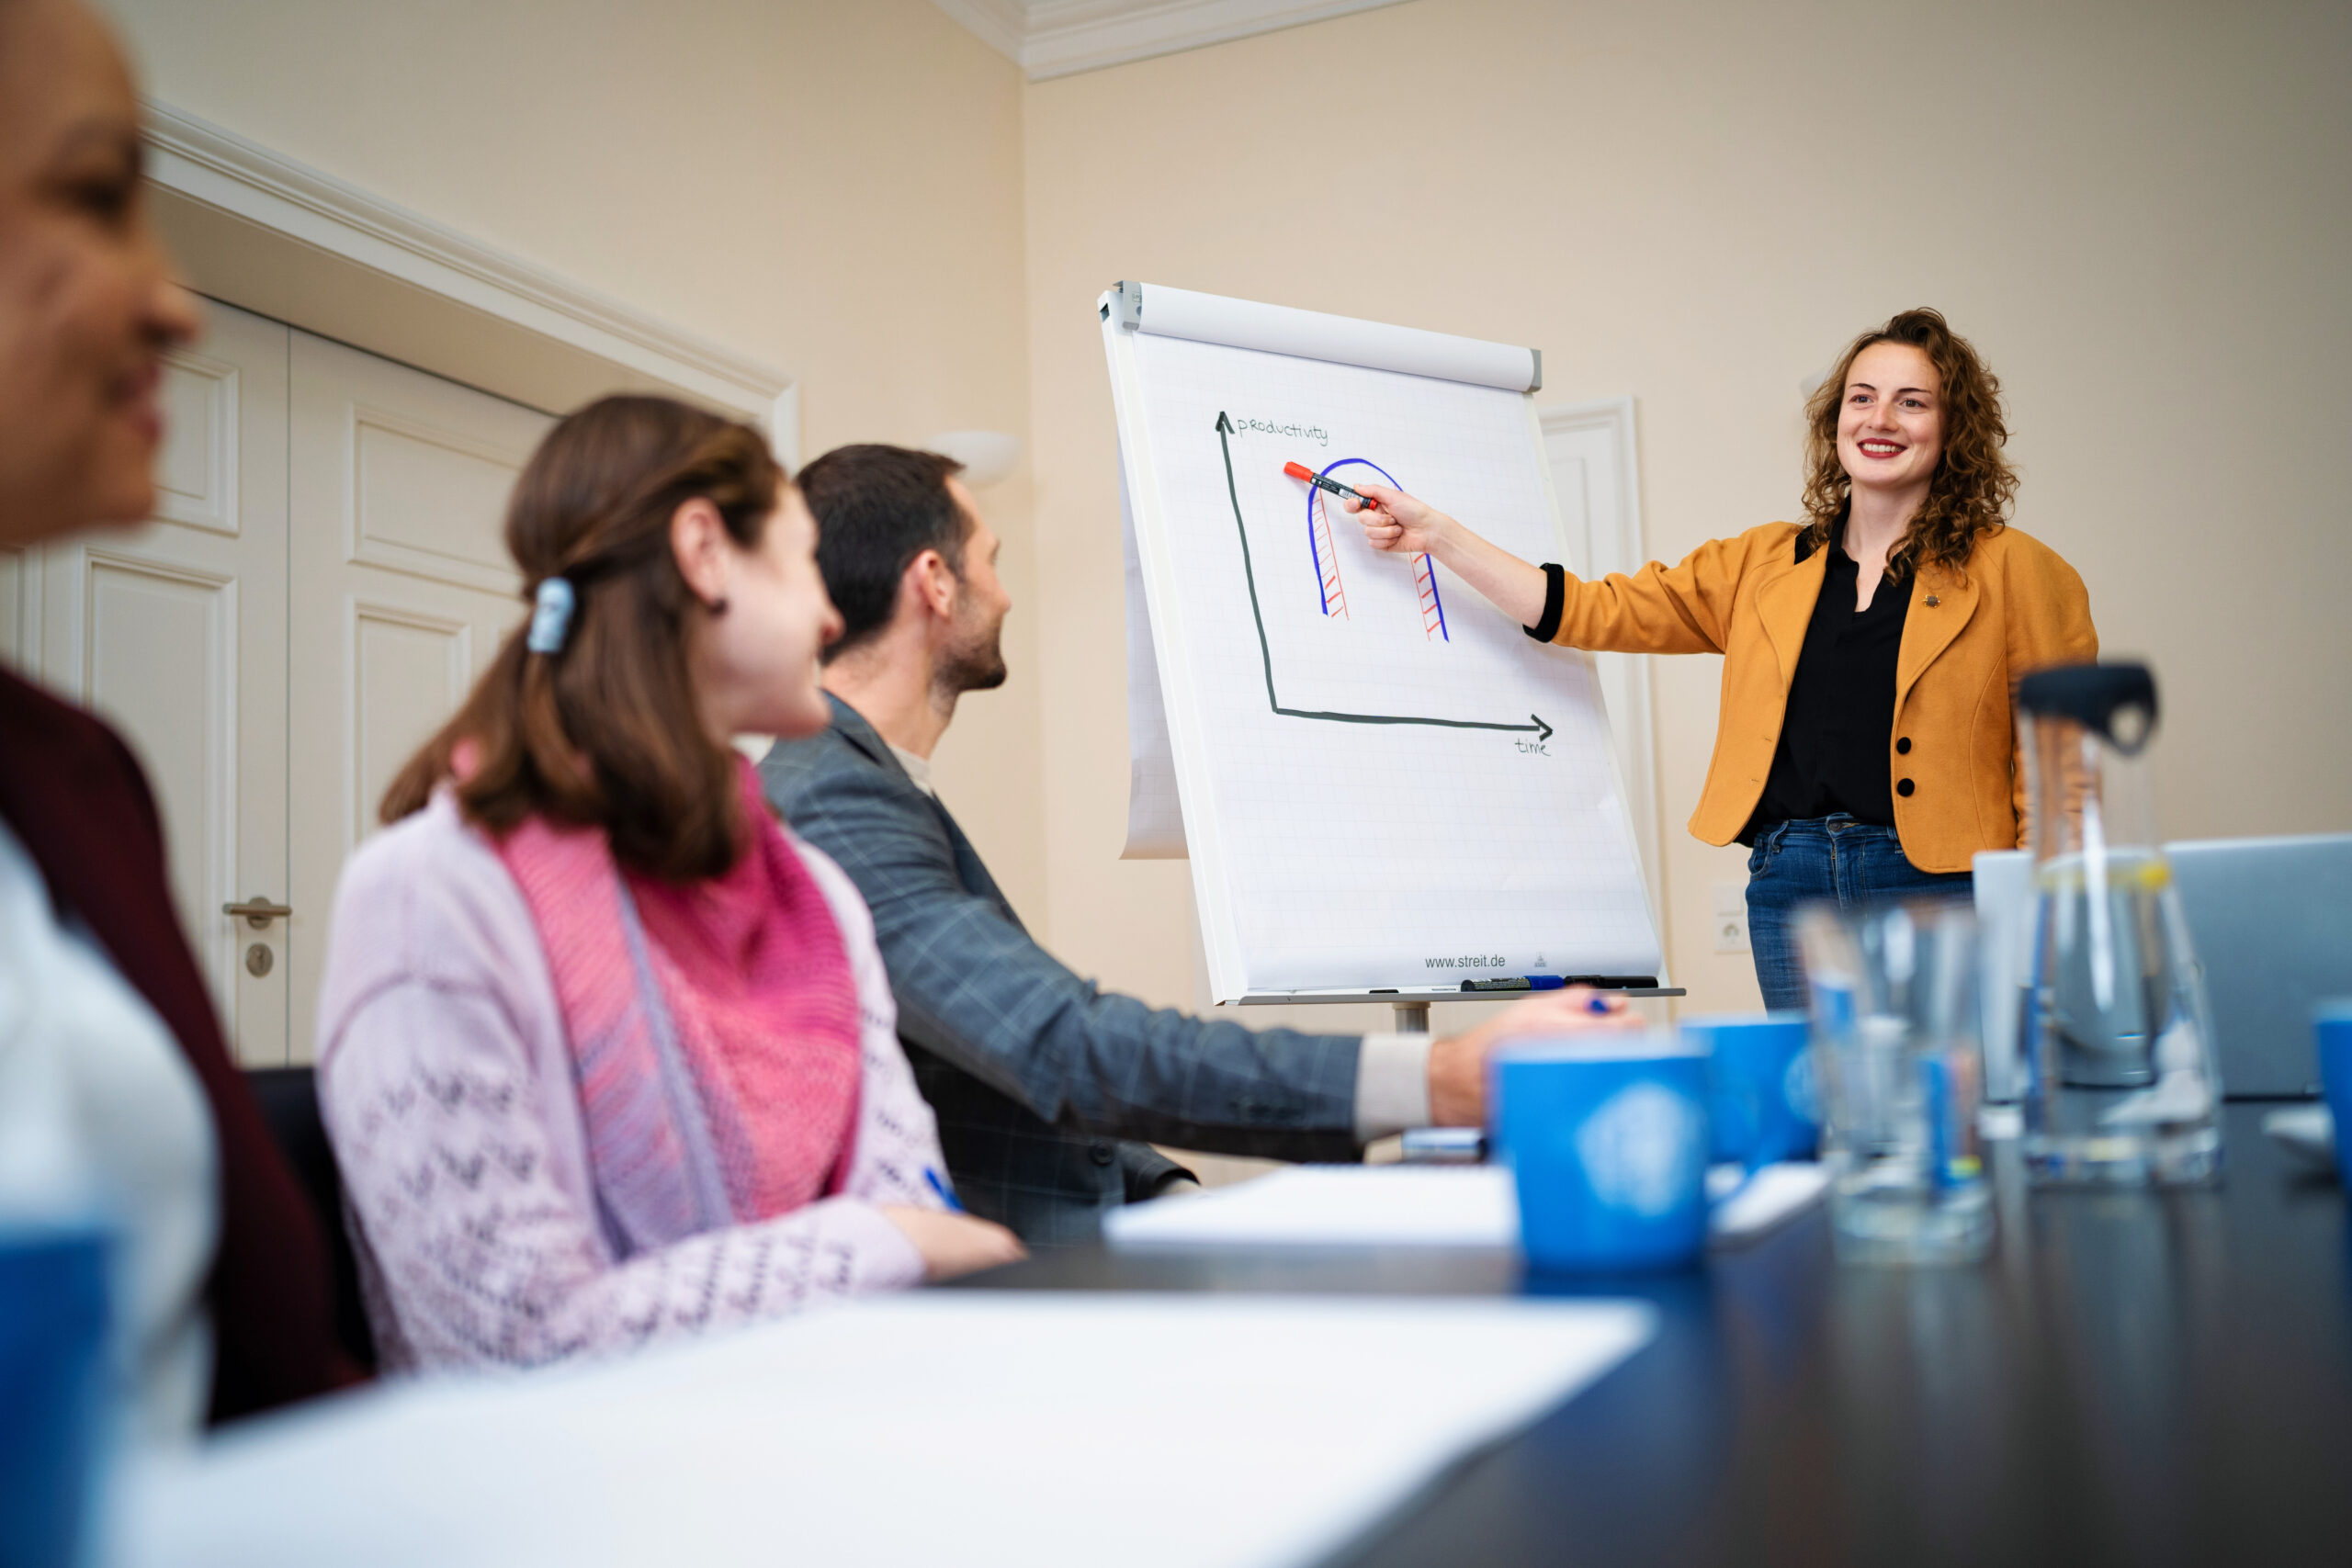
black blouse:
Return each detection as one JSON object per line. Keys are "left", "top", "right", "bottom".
{"left": 1746, "top": 533, "right": 1911, "bottom": 836}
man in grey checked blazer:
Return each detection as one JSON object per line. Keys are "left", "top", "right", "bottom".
{"left": 762, "top": 445, "right": 1622, "bottom": 1245}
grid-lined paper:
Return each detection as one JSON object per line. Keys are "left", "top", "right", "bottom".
{"left": 1119, "top": 329, "right": 1661, "bottom": 995}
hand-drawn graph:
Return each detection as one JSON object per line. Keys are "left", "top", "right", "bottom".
{"left": 1300, "top": 458, "right": 1452, "bottom": 642}
{"left": 1216, "top": 412, "right": 1553, "bottom": 742}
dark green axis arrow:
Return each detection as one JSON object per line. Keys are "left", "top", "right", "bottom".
{"left": 1212, "top": 411, "right": 1554, "bottom": 742}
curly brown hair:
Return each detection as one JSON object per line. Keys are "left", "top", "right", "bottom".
{"left": 1799, "top": 308, "right": 2017, "bottom": 578}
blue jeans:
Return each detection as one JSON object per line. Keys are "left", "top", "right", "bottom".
{"left": 1744, "top": 816, "right": 1974, "bottom": 1010}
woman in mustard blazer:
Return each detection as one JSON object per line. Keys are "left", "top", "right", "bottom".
{"left": 1350, "top": 309, "right": 2097, "bottom": 1008}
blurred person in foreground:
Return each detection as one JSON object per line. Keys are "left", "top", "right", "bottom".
{"left": 763, "top": 445, "right": 1641, "bottom": 1246}
{"left": 0, "top": 0, "right": 360, "bottom": 1431}
{"left": 316, "top": 398, "right": 1023, "bottom": 1373}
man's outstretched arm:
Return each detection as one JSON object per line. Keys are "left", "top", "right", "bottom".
{"left": 771, "top": 760, "right": 1375, "bottom": 1157}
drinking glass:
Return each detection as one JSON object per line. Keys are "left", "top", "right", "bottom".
{"left": 1797, "top": 900, "right": 1992, "bottom": 1265}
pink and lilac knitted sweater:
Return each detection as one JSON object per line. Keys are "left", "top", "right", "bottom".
{"left": 315, "top": 790, "right": 945, "bottom": 1374}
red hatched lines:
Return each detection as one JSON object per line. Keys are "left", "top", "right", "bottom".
{"left": 1310, "top": 503, "right": 1350, "bottom": 619}
{"left": 1413, "top": 553, "right": 1446, "bottom": 640}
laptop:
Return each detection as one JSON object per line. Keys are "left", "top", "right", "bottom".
{"left": 1975, "top": 833, "right": 2352, "bottom": 1100}
{"left": 2166, "top": 834, "right": 2352, "bottom": 1097}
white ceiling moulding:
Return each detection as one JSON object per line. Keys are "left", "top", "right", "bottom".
{"left": 140, "top": 101, "right": 801, "bottom": 465}
{"left": 932, "top": 0, "right": 1414, "bottom": 81}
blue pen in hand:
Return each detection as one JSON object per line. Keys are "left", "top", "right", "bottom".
{"left": 923, "top": 1168, "right": 966, "bottom": 1213}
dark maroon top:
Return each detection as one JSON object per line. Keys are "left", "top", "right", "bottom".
{"left": 0, "top": 668, "right": 362, "bottom": 1422}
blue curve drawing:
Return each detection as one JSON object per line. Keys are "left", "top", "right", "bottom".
{"left": 1306, "top": 457, "right": 1449, "bottom": 641}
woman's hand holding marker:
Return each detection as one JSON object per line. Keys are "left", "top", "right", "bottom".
{"left": 1279, "top": 461, "right": 1453, "bottom": 558}
{"left": 1329, "top": 475, "right": 1554, "bottom": 630}
{"left": 1280, "top": 456, "right": 1549, "bottom": 637}
{"left": 1345, "top": 481, "right": 1456, "bottom": 558}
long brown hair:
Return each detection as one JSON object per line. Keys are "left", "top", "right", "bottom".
{"left": 381, "top": 394, "right": 785, "bottom": 880}
{"left": 1798, "top": 308, "right": 2017, "bottom": 578}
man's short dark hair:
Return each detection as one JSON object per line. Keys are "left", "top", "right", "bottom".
{"left": 797, "top": 444, "right": 970, "bottom": 660}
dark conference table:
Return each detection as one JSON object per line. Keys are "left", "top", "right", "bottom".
{"left": 963, "top": 1104, "right": 2352, "bottom": 1566}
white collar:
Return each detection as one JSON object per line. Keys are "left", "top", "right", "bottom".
{"left": 888, "top": 743, "right": 936, "bottom": 798}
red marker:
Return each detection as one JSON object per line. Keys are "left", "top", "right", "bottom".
{"left": 1283, "top": 461, "right": 1373, "bottom": 508}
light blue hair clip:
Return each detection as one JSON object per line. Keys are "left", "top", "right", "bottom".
{"left": 526, "top": 576, "right": 576, "bottom": 656}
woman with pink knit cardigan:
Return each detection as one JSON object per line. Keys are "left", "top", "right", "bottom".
{"left": 316, "top": 396, "right": 1023, "bottom": 1372}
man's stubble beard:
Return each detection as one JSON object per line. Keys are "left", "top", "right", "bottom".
{"left": 936, "top": 612, "right": 1008, "bottom": 698}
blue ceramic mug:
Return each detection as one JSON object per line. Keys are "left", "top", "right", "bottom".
{"left": 1682, "top": 1012, "right": 1819, "bottom": 1168}
{"left": 1491, "top": 1032, "right": 1711, "bottom": 1272}
{"left": 2317, "top": 1003, "right": 2352, "bottom": 1190}
{"left": 0, "top": 1223, "right": 112, "bottom": 1568}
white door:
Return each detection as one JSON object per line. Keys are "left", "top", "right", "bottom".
{"left": 5, "top": 304, "right": 555, "bottom": 1066}
{"left": 285, "top": 329, "right": 553, "bottom": 1062}
{"left": 22, "top": 301, "right": 296, "bottom": 1058}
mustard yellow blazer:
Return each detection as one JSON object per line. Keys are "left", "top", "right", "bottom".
{"left": 1546, "top": 522, "right": 2098, "bottom": 874}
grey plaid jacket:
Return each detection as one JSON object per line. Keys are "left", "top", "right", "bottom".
{"left": 760, "top": 695, "right": 1365, "bottom": 1245}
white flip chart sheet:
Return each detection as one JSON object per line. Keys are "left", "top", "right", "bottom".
{"left": 1103, "top": 283, "right": 1662, "bottom": 1001}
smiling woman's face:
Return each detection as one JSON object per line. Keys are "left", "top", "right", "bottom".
{"left": 1835, "top": 340, "right": 1945, "bottom": 500}
{"left": 0, "top": 0, "right": 199, "bottom": 544}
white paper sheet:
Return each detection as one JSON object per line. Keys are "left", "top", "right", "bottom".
{"left": 123, "top": 1293, "right": 1656, "bottom": 1568}
{"left": 1705, "top": 1162, "right": 1832, "bottom": 1246}
{"left": 1106, "top": 1163, "right": 1830, "bottom": 1251}
{"left": 1121, "top": 454, "right": 1187, "bottom": 859}
{"left": 1108, "top": 1166, "right": 1520, "bottom": 1248}
{"left": 1111, "top": 311, "right": 1662, "bottom": 998}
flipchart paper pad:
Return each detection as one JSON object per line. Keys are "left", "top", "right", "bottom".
{"left": 1108, "top": 293, "right": 1660, "bottom": 998}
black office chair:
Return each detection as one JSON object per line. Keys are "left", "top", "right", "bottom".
{"left": 243, "top": 1066, "right": 378, "bottom": 1372}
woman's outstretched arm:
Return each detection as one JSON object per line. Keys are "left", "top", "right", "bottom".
{"left": 1347, "top": 484, "right": 1550, "bottom": 626}
{"left": 1349, "top": 483, "right": 1766, "bottom": 657}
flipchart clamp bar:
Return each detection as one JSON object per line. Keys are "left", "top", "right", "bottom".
{"left": 1104, "top": 280, "right": 1144, "bottom": 332}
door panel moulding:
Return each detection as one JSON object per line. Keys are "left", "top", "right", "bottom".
{"left": 153, "top": 346, "right": 243, "bottom": 537}
{"left": 346, "top": 598, "right": 476, "bottom": 853}
{"left": 142, "top": 101, "right": 801, "bottom": 467}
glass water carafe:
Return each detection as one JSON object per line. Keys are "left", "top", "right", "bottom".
{"left": 2017, "top": 662, "right": 2222, "bottom": 1185}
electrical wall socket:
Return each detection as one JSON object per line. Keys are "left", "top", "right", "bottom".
{"left": 1711, "top": 882, "right": 1749, "bottom": 953}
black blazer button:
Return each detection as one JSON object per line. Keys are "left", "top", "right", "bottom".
{"left": 1089, "top": 1142, "right": 1116, "bottom": 1167}
{"left": 1895, "top": 737, "right": 1912, "bottom": 755}
{"left": 1896, "top": 778, "right": 1916, "bottom": 797}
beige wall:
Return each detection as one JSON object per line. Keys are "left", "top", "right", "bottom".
{"left": 100, "top": 0, "right": 1051, "bottom": 921}
{"left": 1023, "top": 0, "right": 2352, "bottom": 1021}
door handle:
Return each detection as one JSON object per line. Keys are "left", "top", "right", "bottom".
{"left": 223, "top": 897, "right": 294, "bottom": 930}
